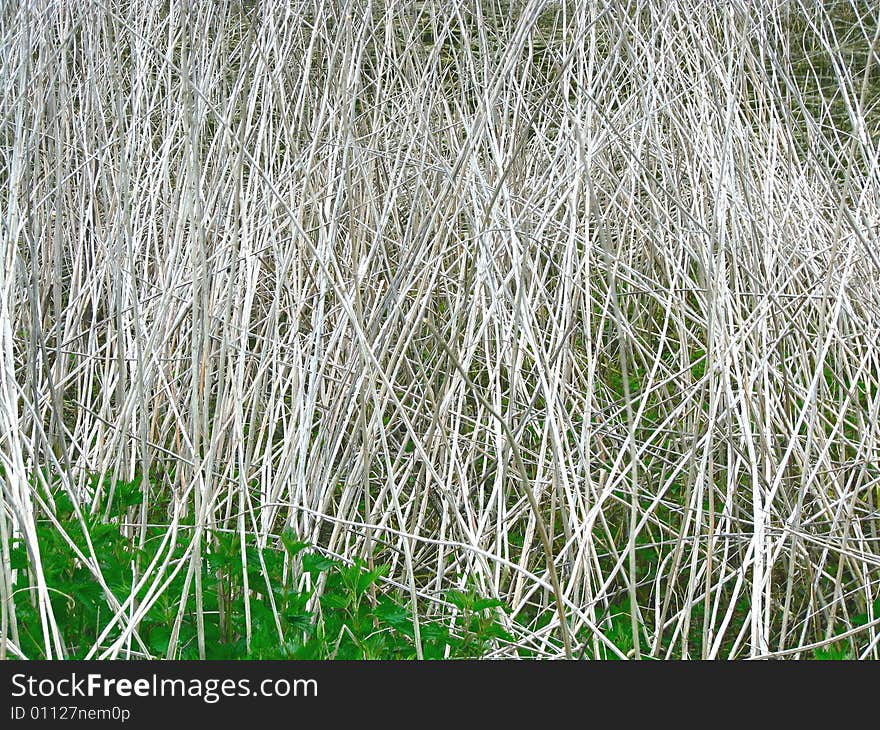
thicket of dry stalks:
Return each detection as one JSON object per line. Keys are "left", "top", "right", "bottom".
{"left": 1, "top": 0, "right": 879, "bottom": 658}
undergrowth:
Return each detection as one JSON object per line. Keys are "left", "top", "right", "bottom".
{"left": 9, "top": 476, "right": 514, "bottom": 660}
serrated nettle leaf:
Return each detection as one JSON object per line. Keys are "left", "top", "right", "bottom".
{"left": 445, "top": 590, "right": 470, "bottom": 610}
{"left": 9, "top": 543, "right": 29, "bottom": 571}
{"left": 375, "top": 599, "right": 410, "bottom": 627}
{"left": 321, "top": 592, "right": 350, "bottom": 610}
{"left": 355, "top": 568, "right": 387, "bottom": 595}
{"left": 285, "top": 612, "right": 314, "bottom": 632}
{"left": 419, "top": 623, "right": 450, "bottom": 642}
{"left": 15, "top": 467, "right": 669, "bottom": 658}
{"left": 471, "top": 597, "right": 507, "bottom": 612}
{"left": 280, "top": 529, "right": 310, "bottom": 557}
{"left": 301, "top": 552, "right": 337, "bottom": 574}
{"left": 149, "top": 627, "right": 171, "bottom": 654}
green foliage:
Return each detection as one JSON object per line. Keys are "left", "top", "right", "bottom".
{"left": 810, "top": 598, "right": 880, "bottom": 660}
{"left": 18, "top": 474, "right": 866, "bottom": 660}
{"left": 580, "top": 600, "right": 636, "bottom": 660}
{"left": 812, "top": 644, "right": 854, "bottom": 660}
{"left": 10, "top": 475, "right": 515, "bottom": 660}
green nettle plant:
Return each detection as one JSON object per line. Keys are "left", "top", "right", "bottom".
{"left": 8, "top": 478, "right": 513, "bottom": 660}
{"left": 2, "top": 0, "right": 879, "bottom": 660}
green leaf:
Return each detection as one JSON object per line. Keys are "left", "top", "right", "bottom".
{"left": 321, "top": 592, "right": 350, "bottom": 610}
{"left": 148, "top": 627, "right": 171, "bottom": 655}
{"left": 281, "top": 529, "right": 309, "bottom": 557}
{"left": 445, "top": 590, "right": 471, "bottom": 610}
{"left": 419, "top": 622, "right": 450, "bottom": 643}
{"left": 337, "top": 561, "right": 388, "bottom": 597}
{"left": 285, "top": 611, "right": 314, "bottom": 632}
{"left": 9, "top": 541, "right": 29, "bottom": 571}
{"left": 813, "top": 645, "right": 853, "bottom": 660}
{"left": 375, "top": 599, "right": 412, "bottom": 633}
{"left": 52, "top": 491, "right": 76, "bottom": 518}
{"left": 115, "top": 476, "right": 144, "bottom": 508}
{"left": 357, "top": 565, "right": 389, "bottom": 595}
{"left": 483, "top": 621, "right": 513, "bottom": 642}
{"left": 301, "top": 552, "right": 337, "bottom": 574}
{"left": 471, "top": 597, "right": 507, "bottom": 612}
